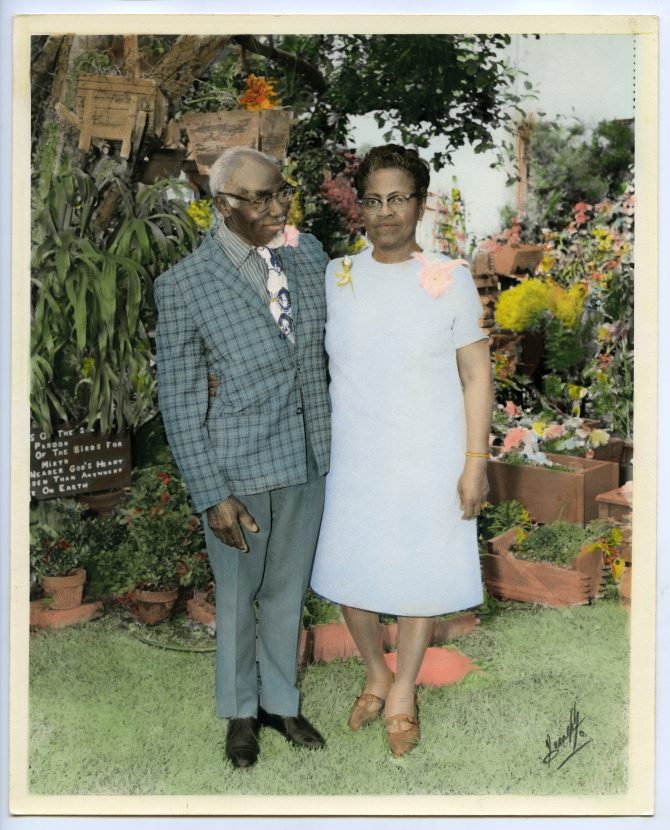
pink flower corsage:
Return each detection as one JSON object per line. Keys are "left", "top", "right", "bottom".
{"left": 283, "top": 225, "right": 300, "bottom": 247}
{"left": 412, "top": 252, "right": 468, "bottom": 299}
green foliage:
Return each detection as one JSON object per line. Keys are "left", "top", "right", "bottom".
{"left": 582, "top": 340, "right": 634, "bottom": 438}
{"left": 514, "top": 519, "right": 613, "bottom": 567}
{"left": 478, "top": 500, "right": 532, "bottom": 545}
{"left": 30, "top": 500, "right": 91, "bottom": 582}
{"left": 302, "top": 590, "right": 342, "bottom": 627}
{"left": 79, "top": 512, "right": 129, "bottom": 599}
{"left": 247, "top": 33, "right": 533, "bottom": 253}
{"left": 30, "top": 166, "right": 199, "bottom": 435}
{"left": 115, "top": 466, "right": 206, "bottom": 591}
{"left": 518, "top": 117, "right": 634, "bottom": 234}
{"left": 544, "top": 317, "right": 588, "bottom": 373}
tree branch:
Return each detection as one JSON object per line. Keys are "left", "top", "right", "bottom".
{"left": 152, "top": 35, "right": 231, "bottom": 103}
{"left": 231, "top": 35, "right": 327, "bottom": 94}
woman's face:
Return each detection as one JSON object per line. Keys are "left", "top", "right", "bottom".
{"left": 361, "top": 167, "right": 425, "bottom": 261}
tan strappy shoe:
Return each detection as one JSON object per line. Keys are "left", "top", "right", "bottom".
{"left": 384, "top": 713, "right": 420, "bottom": 757}
{"left": 348, "top": 671, "right": 395, "bottom": 731}
{"left": 348, "top": 692, "right": 386, "bottom": 731}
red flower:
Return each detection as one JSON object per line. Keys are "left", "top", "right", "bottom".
{"left": 157, "top": 472, "right": 172, "bottom": 486}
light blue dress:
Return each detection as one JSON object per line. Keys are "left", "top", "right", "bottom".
{"left": 310, "top": 247, "right": 487, "bottom": 616}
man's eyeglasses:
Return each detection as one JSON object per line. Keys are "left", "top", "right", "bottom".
{"left": 356, "top": 192, "right": 420, "bottom": 213}
{"left": 219, "top": 184, "right": 297, "bottom": 213}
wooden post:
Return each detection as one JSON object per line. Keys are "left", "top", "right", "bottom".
{"left": 123, "top": 35, "right": 141, "bottom": 81}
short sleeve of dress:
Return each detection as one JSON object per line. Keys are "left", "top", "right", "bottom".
{"left": 451, "top": 265, "right": 488, "bottom": 350}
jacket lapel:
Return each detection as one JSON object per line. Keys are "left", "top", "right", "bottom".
{"left": 205, "top": 232, "right": 271, "bottom": 320}
{"left": 281, "top": 244, "right": 299, "bottom": 329}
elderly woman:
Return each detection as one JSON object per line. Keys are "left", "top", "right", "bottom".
{"left": 310, "top": 144, "right": 493, "bottom": 757}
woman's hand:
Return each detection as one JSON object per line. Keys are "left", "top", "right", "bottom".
{"left": 457, "top": 458, "right": 489, "bottom": 519}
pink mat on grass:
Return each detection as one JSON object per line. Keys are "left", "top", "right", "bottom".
{"left": 384, "top": 646, "right": 479, "bottom": 687}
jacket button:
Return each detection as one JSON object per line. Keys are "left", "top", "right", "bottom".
{"left": 279, "top": 333, "right": 286, "bottom": 340}
{"left": 296, "top": 407, "right": 303, "bottom": 414}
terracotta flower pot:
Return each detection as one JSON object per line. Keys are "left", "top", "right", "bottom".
{"left": 40, "top": 568, "right": 86, "bottom": 610}
{"left": 131, "top": 586, "right": 179, "bottom": 625}
{"left": 186, "top": 590, "right": 216, "bottom": 627}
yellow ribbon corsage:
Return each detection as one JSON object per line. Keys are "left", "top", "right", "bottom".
{"left": 335, "top": 255, "right": 354, "bottom": 293}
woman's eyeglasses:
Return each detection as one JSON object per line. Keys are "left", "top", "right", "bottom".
{"left": 356, "top": 193, "right": 420, "bottom": 213}
{"left": 219, "top": 184, "right": 296, "bottom": 213}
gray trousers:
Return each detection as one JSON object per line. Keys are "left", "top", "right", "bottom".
{"left": 203, "top": 444, "right": 325, "bottom": 719}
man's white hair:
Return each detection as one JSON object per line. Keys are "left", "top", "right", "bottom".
{"left": 208, "top": 147, "right": 280, "bottom": 196}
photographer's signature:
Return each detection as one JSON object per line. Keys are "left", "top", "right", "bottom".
{"left": 542, "top": 701, "right": 592, "bottom": 770}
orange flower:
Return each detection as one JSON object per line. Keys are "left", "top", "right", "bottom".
{"left": 239, "top": 74, "right": 280, "bottom": 111}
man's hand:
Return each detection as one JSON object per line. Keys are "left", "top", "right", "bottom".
{"left": 207, "top": 496, "right": 258, "bottom": 552}
{"left": 457, "top": 460, "right": 489, "bottom": 520}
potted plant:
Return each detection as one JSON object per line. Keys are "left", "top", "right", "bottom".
{"left": 482, "top": 515, "right": 621, "bottom": 607}
{"left": 478, "top": 217, "right": 544, "bottom": 276}
{"left": 183, "top": 551, "right": 216, "bottom": 627}
{"left": 118, "top": 467, "right": 205, "bottom": 624}
{"left": 30, "top": 500, "right": 90, "bottom": 610}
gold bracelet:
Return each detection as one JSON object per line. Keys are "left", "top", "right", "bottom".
{"left": 465, "top": 451, "right": 489, "bottom": 458}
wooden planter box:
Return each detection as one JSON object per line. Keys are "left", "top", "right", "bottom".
{"left": 482, "top": 528, "right": 609, "bottom": 607}
{"left": 487, "top": 451, "right": 619, "bottom": 526}
{"left": 596, "top": 483, "right": 633, "bottom": 563}
{"left": 183, "top": 109, "right": 293, "bottom": 175}
{"left": 490, "top": 244, "right": 544, "bottom": 275}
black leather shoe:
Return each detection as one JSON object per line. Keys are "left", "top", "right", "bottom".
{"left": 225, "top": 717, "right": 260, "bottom": 768}
{"left": 258, "top": 706, "right": 325, "bottom": 749}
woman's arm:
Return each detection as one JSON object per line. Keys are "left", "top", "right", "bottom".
{"left": 456, "top": 338, "right": 493, "bottom": 519}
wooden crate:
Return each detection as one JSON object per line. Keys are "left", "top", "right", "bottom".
{"left": 482, "top": 528, "right": 608, "bottom": 607}
{"left": 183, "top": 108, "right": 293, "bottom": 174}
{"left": 487, "top": 451, "right": 620, "bottom": 526}
{"left": 57, "top": 75, "right": 166, "bottom": 160}
{"left": 596, "top": 482, "right": 633, "bottom": 563}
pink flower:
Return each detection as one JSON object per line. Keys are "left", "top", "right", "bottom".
{"left": 413, "top": 252, "right": 467, "bottom": 299}
{"left": 504, "top": 400, "right": 522, "bottom": 418}
{"left": 503, "top": 426, "right": 532, "bottom": 452}
{"left": 283, "top": 225, "right": 300, "bottom": 247}
{"left": 574, "top": 202, "right": 592, "bottom": 213}
{"left": 543, "top": 423, "right": 566, "bottom": 439}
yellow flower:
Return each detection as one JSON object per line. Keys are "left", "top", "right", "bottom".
{"left": 286, "top": 192, "right": 303, "bottom": 228}
{"left": 539, "top": 252, "right": 555, "bottom": 273}
{"left": 532, "top": 420, "right": 546, "bottom": 436}
{"left": 335, "top": 256, "right": 354, "bottom": 292}
{"left": 495, "top": 278, "right": 551, "bottom": 332}
{"left": 451, "top": 188, "right": 461, "bottom": 200}
{"left": 567, "top": 384, "right": 587, "bottom": 400}
{"left": 611, "top": 557, "right": 625, "bottom": 581}
{"left": 186, "top": 198, "right": 213, "bottom": 230}
{"left": 349, "top": 236, "right": 367, "bottom": 254}
{"left": 549, "top": 283, "right": 587, "bottom": 329}
{"left": 589, "top": 428, "right": 610, "bottom": 448}
{"left": 514, "top": 527, "right": 528, "bottom": 545}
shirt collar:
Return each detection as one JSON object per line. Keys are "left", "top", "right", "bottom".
{"left": 214, "top": 219, "right": 257, "bottom": 269}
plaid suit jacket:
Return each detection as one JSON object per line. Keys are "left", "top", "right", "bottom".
{"left": 154, "top": 228, "right": 331, "bottom": 513}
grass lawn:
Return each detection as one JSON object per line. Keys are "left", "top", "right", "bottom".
{"left": 28, "top": 600, "right": 630, "bottom": 797}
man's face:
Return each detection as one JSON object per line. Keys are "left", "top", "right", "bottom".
{"left": 217, "top": 157, "right": 287, "bottom": 248}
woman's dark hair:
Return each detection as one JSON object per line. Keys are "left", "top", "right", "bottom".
{"left": 353, "top": 144, "right": 430, "bottom": 198}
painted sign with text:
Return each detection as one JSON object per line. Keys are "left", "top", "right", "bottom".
{"left": 30, "top": 426, "right": 132, "bottom": 500}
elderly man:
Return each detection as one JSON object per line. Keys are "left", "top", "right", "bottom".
{"left": 154, "top": 147, "right": 330, "bottom": 768}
